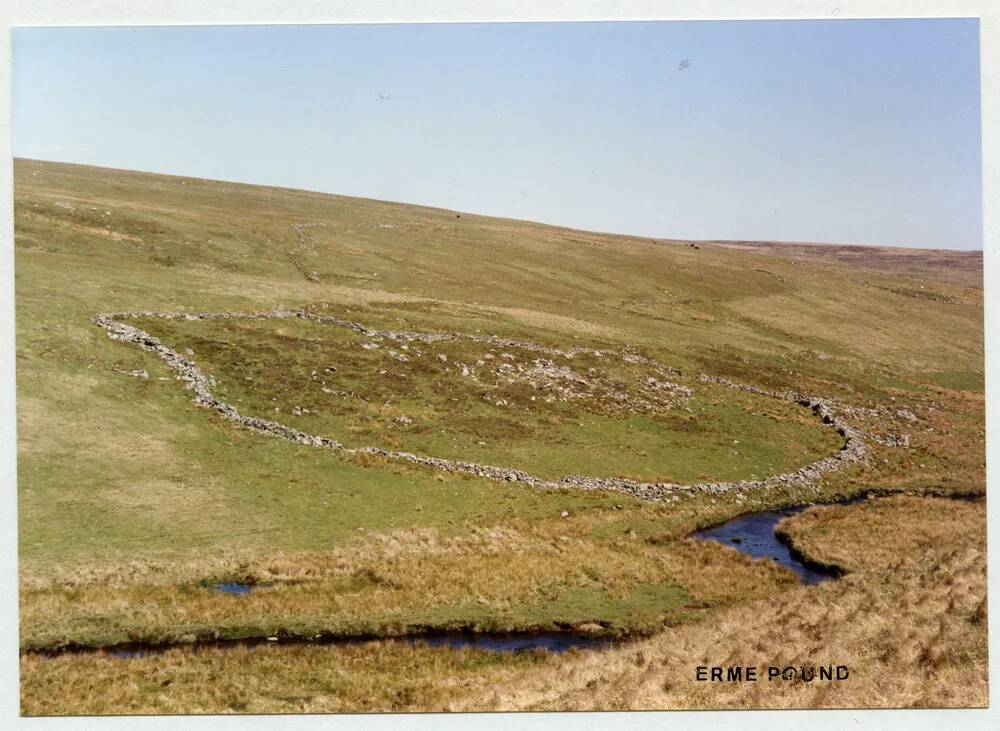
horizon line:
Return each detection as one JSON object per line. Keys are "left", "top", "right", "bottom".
{"left": 14, "top": 156, "right": 984, "bottom": 254}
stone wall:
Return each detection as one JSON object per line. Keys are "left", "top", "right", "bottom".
{"left": 93, "top": 310, "right": 878, "bottom": 502}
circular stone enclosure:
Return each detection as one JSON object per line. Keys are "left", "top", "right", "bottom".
{"left": 95, "top": 310, "right": 863, "bottom": 501}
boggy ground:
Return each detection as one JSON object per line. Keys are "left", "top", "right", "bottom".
{"left": 14, "top": 159, "right": 985, "bottom": 712}
{"left": 21, "top": 492, "right": 805, "bottom": 651}
{"left": 20, "top": 495, "right": 987, "bottom": 713}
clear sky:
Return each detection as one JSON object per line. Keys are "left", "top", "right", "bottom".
{"left": 12, "top": 19, "right": 983, "bottom": 249}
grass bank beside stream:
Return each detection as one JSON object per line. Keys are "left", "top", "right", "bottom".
{"left": 21, "top": 496, "right": 987, "bottom": 713}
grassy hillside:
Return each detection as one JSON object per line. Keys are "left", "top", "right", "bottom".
{"left": 14, "top": 158, "right": 985, "bottom": 711}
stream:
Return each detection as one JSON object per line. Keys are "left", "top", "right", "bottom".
{"left": 691, "top": 495, "right": 867, "bottom": 584}
{"left": 50, "top": 492, "right": 983, "bottom": 659}
{"left": 103, "top": 631, "right": 618, "bottom": 659}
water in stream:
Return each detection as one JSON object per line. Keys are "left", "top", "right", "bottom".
{"left": 692, "top": 496, "right": 866, "bottom": 584}
{"left": 101, "top": 495, "right": 902, "bottom": 660}
{"left": 105, "top": 631, "right": 616, "bottom": 659}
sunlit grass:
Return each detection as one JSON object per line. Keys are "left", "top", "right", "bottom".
{"left": 14, "top": 158, "right": 985, "bottom": 712}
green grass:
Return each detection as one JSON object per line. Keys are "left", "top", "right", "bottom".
{"left": 127, "top": 313, "right": 841, "bottom": 483}
{"left": 921, "top": 370, "right": 985, "bottom": 392}
{"left": 15, "top": 158, "right": 984, "bottom": 658}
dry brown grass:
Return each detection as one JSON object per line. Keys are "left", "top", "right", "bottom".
{"left": 776, "top": 494, "right": 986, "bottom": 574}
{"left": 443, "top": 496, "right": 988, "bottom": 711}
{"left": 20, "top": 641, "right": 552, "bottom": 715}
{"left": 20, "top": 507, "right": 800, "bottom": 650}
{"left": 20, "top": 496, "right": 986, "bottom": 713}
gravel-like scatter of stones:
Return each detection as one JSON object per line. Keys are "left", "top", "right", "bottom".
{"left": 93, "top": 310, "right": 872, "bottom": 502}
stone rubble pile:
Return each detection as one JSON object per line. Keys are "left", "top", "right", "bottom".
{"left": 451, "top": 352, "right": 689, "bottom": 414}
{"left": 643, "top": 376, "right": 693, "bottom": 398}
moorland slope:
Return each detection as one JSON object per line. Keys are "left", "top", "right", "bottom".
{"left": 14, "top": 158, "right": 985, "bottom": 711}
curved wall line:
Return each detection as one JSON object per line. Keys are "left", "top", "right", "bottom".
{"left": 92, "top": 311, "right": 868, "bottom": 501}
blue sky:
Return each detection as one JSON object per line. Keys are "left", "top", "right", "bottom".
{"left": 12, "top": 20, "right": 982, "bottom": 249}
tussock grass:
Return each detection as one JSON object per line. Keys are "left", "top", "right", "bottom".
{"left": 21, "top": 497, "right": 986, "bottom": 713}
{"left": 21, "top": 506, "right": 802, "bottom": 650}
{"left": 443, "top": 497, "right": 989, "bottom": 711}
{"left": 775, "top": 495, "right": 986, "bottom": 574}
{"left": 20, "top": 641, "right": 553, "bottom": 715}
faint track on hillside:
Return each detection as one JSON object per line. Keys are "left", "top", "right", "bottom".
{"left": 288, "top": 222, "right": 325, "bottom": 282}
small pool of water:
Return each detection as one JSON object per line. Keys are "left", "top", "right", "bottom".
{"left": 213, "top": 582, "right": 256, "bottom": 595}
{"left": 692, "top": 496, "right": 866, "bottom": 585}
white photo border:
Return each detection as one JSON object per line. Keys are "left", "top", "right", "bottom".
{"left": 0, "top": 2, "right": 995, "bottom": 729}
